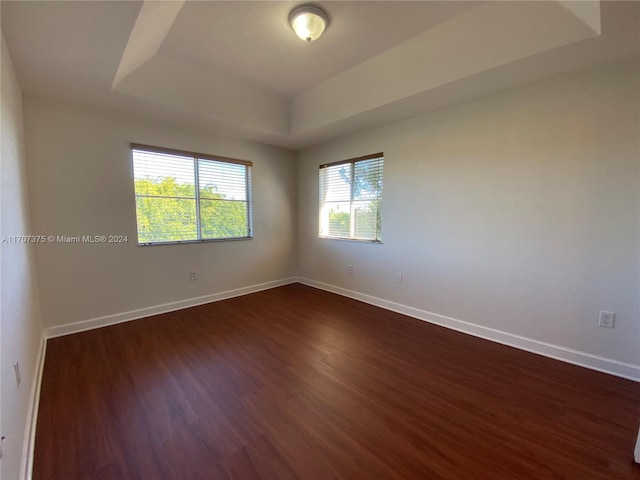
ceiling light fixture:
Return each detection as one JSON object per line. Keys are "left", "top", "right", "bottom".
{"left": 289, "top": 5, "right": 328, "bottom": 43}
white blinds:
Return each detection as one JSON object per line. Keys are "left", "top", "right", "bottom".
{"left": 319, "top": 154, "right": 384, "bottom": 241}
{"left": 132, "top": 145, "right": 252, "bottom": 244}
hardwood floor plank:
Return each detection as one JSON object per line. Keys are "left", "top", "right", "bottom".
{"left": 34, "top": 284, "right": 640, "bottom": 479}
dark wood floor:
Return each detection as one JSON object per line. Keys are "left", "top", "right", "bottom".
{"left": 34, "top": 284, "right": 640, "bottom": 479}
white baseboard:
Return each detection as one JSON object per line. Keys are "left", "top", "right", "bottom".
{"left": 41, "top": 275, "right": 640, "bottom": 379}
{"left": 45, "top": 277, "right": 297, "bottom": 339}
{"left": 297, "top": 277, "right": 640, "bottom": 382}
{"left": 22, "top": 276, "right": 639, "bottom": 480}
{"left": 21, "top": 334, "right": 47, "bottom": 480}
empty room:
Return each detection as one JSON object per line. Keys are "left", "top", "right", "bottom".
{"left": 1, "top": 1, "right": 639, "bottom": 479}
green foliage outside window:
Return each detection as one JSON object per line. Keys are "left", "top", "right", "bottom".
{"left": 134, "top": 177, "right": 248, "bottom": 244}
{"left": 320, "top": 154, "right": 383, "bottom": 241}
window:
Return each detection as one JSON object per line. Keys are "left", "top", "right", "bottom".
{"left": 131, "top": 144, "right": 252, "bottom": 245}
{"left": 319, "top": 153, "right": 384, "bottom": 242}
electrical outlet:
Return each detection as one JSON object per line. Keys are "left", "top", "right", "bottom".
{"left": 598, "top": 311, "right": 615, "bottom": 328}
{"left": 14, "top": 360, "right": 21, "bottom": 386}
{"left": 347, "top": 264, "right": 353, "bottom": 274}
{"left": 395, "top": 272, "right": 403, "bottom": 283}
{"left": 189, "top": 271, "right": 197, "bottom": 281}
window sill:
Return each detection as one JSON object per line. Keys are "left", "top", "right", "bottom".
{"left": 138, "top": 236, "right": 253, "bottom": 246}
{"left": 318, "top": 236, "right": 383, "bottom": 244}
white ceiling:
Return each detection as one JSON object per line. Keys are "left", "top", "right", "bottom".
{"left": 2, "top": 1, "right": 639, "bottom": 150}
{"left": 160, "top": 1, "right": 478, "bottom": 97}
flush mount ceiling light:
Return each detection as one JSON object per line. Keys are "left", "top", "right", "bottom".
{"left": 289, "top": 5, "right": 328, "bottom": 42}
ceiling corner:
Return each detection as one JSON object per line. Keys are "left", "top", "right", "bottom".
{"left": 112, "top": 0, "right": 185, "bottom": 89}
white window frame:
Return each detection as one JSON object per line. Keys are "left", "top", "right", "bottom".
{"left": 319, "top": 153, "right": 384, "bottom": 242}
{"left": 131, "top": 143, "right": 253, "bottom": 245}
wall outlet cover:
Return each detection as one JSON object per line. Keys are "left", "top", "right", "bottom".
{"left": 598, "top": 311, "right": 615, "bottom": 328}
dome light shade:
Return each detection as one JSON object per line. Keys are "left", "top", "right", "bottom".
{"left": 289, "top": 6, "right": 328, "bottom": 42}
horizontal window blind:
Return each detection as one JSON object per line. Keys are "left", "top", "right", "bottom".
{"left": 319, "top": 153, "right": 384, "bottom": 242}
{"left": 132, "top": 144, "right": 253, "bottom": 245}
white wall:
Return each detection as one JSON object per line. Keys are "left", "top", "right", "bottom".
{"left": 15, "top": 53, "right": 640, "bottom": 392}
{"left": 297, "top": 60, "right": 640, "bottom": 377}
{"left": 3, "top": 46, "right": 638, "bottom": 480}
{"left": 1, "top": 33, "right": 44, "bottom": 480}
{"left": 23, "top": 97, "right": 297, "bottom": 330}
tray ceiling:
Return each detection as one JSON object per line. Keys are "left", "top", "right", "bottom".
{"left": 2, "top": 1, "right": 639, "bottom": 149}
